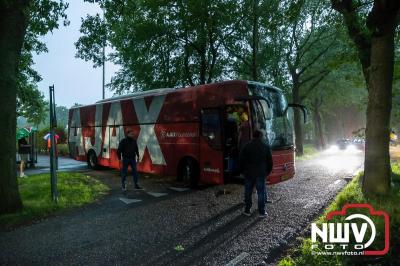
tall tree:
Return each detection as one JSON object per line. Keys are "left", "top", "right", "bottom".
{"left": 17, "top": 1, "right": 68, "bottom": 125}
{"left": 278, "top": 0, "right": 340, "bottom": 155}
{"left": 222, "top": 0, "right": 283, "bottom": 83}
{"left": 76, "top": 0, "right": 237, "bottom": 94}
{"left": 304, "top": 59, "right": 367, "bottom": 147}
{"left": 331, "top": 0, "right": 400, "bottom": 195}
{"left": 0, "top": 0, "right": 68, "bottom": 214}
{"left": 17, "top": 34, "right": 48, "bottom": 125}
{"left": 0, "top": 0, "right": 30, "bottom": 214}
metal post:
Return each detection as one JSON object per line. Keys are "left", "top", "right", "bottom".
{"left": 102, "top": 8, "right": 106, "bottom": 100}
{"left": 49, "top": 85, "right": 58, "bottom": 202}
{"left": 29, "top": 133, "right": 34, "bottom": 168}
{"left": 102, "top": 44, "right": 105, "bottom": 100}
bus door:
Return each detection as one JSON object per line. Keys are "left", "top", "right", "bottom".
{"left": 224, "top": 104, "right": 251, "bottom": 177}
{"left": 200, "top": 108, "right": 224, "bottom": 184}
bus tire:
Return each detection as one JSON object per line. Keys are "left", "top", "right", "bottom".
{"left": 177, "top": 158, "right": 199, "bottom": 188}
{"left": 87, "top": 150, "right": 99, "bottom": 169}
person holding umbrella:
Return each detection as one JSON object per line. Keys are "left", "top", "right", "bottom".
{"left": 16, "top": 127, "right": 35, "bottom": 177}
{"left": 44, "top": 132, "right": 59, "bottom": 155}
{"left": 44, "top": 132, "right": 60, "bottom": 170}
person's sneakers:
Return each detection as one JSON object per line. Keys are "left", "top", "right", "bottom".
{"left": 20, "top": 173, "right": 28, "bottom": 178}
{"left": 122, "top": 183, "right": 127, "bottom": 192}
{"left": 259, "top": 211, "right": 267, "bottom": 218}
{"left": 243, "top": 209, "right": 251, "bottom": 217}
{"left": 134, "top": 185, "right": 143, "bottom": 190}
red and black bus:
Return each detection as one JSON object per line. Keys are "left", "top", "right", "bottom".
{"left": 68, "top": 80, "right": 305, "bottom": 186}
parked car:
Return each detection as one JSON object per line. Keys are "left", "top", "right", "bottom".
{"left": 352, "top": 138, "right": 365, "bottom": 150}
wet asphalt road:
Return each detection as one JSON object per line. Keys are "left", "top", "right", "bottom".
{"left": 24, "top": 155, "right": 88, "bottom": 175}
{"left": 0, "top": 149, "right": 363, "bottom": 265}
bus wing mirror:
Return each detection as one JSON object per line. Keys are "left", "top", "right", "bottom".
{"left": 287, "top": 103, "right": 307, "bottom": 123}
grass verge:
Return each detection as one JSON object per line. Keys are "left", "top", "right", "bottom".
{"left": 279, "top": 161, "right": 400, "bottom": 265}
{"left": 296, "top": 144, "right": 319, "bottom": 161}
{"left": 0, "top": 172, "right": 109, "bottom": 230}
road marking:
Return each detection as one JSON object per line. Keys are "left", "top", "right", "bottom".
{"left": 225, "top": 252, "right": 249, "bottom": 266}
{"left": 119, "top": 197, "right": 142, "bottom": 204}
{"left": 147, "top": 192, "right": 168, "bottom": 198}
{"left": 169, "top": 187, "right": 190, "bottom": 192}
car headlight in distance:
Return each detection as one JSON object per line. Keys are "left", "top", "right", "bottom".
{"left": 326, "top": 145, "right": 339, "bottom": 153}
{"left": 346, "top": 144, "right": 357, "bottom": 152}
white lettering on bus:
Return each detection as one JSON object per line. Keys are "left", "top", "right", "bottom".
{"left": 103, "top": 102, "right": 125, "bottom": 159}
{"left": 160, "top": 131, "right": 198, "bottom": 139}
{"left": 84, "top": 104, "right": 103, "bottom": 155}
{"left": 69, "top": 108, "right": 85, "bottom": 155}
{"left": 133, "top": 95, "right": 166, "bottom": 165}
{"left": 204, "top": 167, "right": 220, "bottom": 173}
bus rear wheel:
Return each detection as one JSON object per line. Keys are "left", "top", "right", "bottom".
{"left": 177, "top": 158, "right": 199, "bottom": 188}
{"left": 87, "top": 150, "right": 99, "bottom": 169}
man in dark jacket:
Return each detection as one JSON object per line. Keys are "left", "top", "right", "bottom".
{"left": 239, "top": 129, "right": 273, "bottom": 217}
{"left": 117, "top": 130, "right": 142, "bottom": 191}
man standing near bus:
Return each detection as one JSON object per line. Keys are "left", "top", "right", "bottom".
{"left": 117, "top": 130, "right": 142, "bottom": 191}
{"left": 239, "top": 129, "right": 273, "bottom": 218}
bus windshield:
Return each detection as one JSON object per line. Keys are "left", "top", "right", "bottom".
{"left": 248, "top": 83, "right": 294, "bottom": 149}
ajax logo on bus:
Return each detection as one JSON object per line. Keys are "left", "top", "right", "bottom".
{"left": 311, "top": 204, "right": 389, "bottom": 256}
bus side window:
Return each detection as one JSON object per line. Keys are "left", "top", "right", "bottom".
{"left": 251, "top": 101, "right": 266, "bottom": 130}
{"left": 201, "top": 109, "right": 222, "bottom": 149}
{"left": 259, "top": 100, "right": 272, "bottom": 120}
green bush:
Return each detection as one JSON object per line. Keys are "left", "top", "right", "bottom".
{"left": 296, "top": 144, "right": 319, "bottom": 160}
{"left": 57, "top": 143, "right": 69, "bottom": 156}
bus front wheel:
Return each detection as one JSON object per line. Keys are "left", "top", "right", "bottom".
{"left": 177, "top": 158, "right": 199, "bottom": 188}
{"left": 87, "top": 150, "right": 99, "bottom": 169}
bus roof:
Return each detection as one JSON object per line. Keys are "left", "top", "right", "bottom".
{"left": 247, "top": 80, "right": 283, "bottom": 93}
{"left": 70, "top": 80, "right": 281, "bottom": 109}
{"left": 96, "top": 87, "right": 176, "bottom": 104}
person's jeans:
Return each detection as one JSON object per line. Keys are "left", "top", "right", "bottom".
{"left": 244, "top": 176, "right": 266, "bottom": 214}
{"left": 121, "top": 158, "right": 139, "bottom": 188}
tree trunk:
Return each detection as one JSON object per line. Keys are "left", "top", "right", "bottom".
{"left": 0, "top": 1, "right": 29, "bottom": 214}
{"left": 292, "top": 81, "right": 304, "bottom": 155}
{"left": 312, "top": 98, "right": 325, "bottom": 149}
{"left": 251, "top": 0, "right": 259, "bottom": 81}
{"left": 331, "top": 0, "right": 400, "bottom": 196}
{"left": 316, "top": 114, "right": 325, "bottom": 149}
{"left": 363, "top": 32, "right": 394, "bottom": 196}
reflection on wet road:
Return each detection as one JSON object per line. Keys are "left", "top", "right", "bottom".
{"left": 315, "top": 148, "right": 363, "bottom": 172}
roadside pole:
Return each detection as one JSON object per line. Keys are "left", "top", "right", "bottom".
{"left": 49, "top": 85, "right": 58, "bottom": 202}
